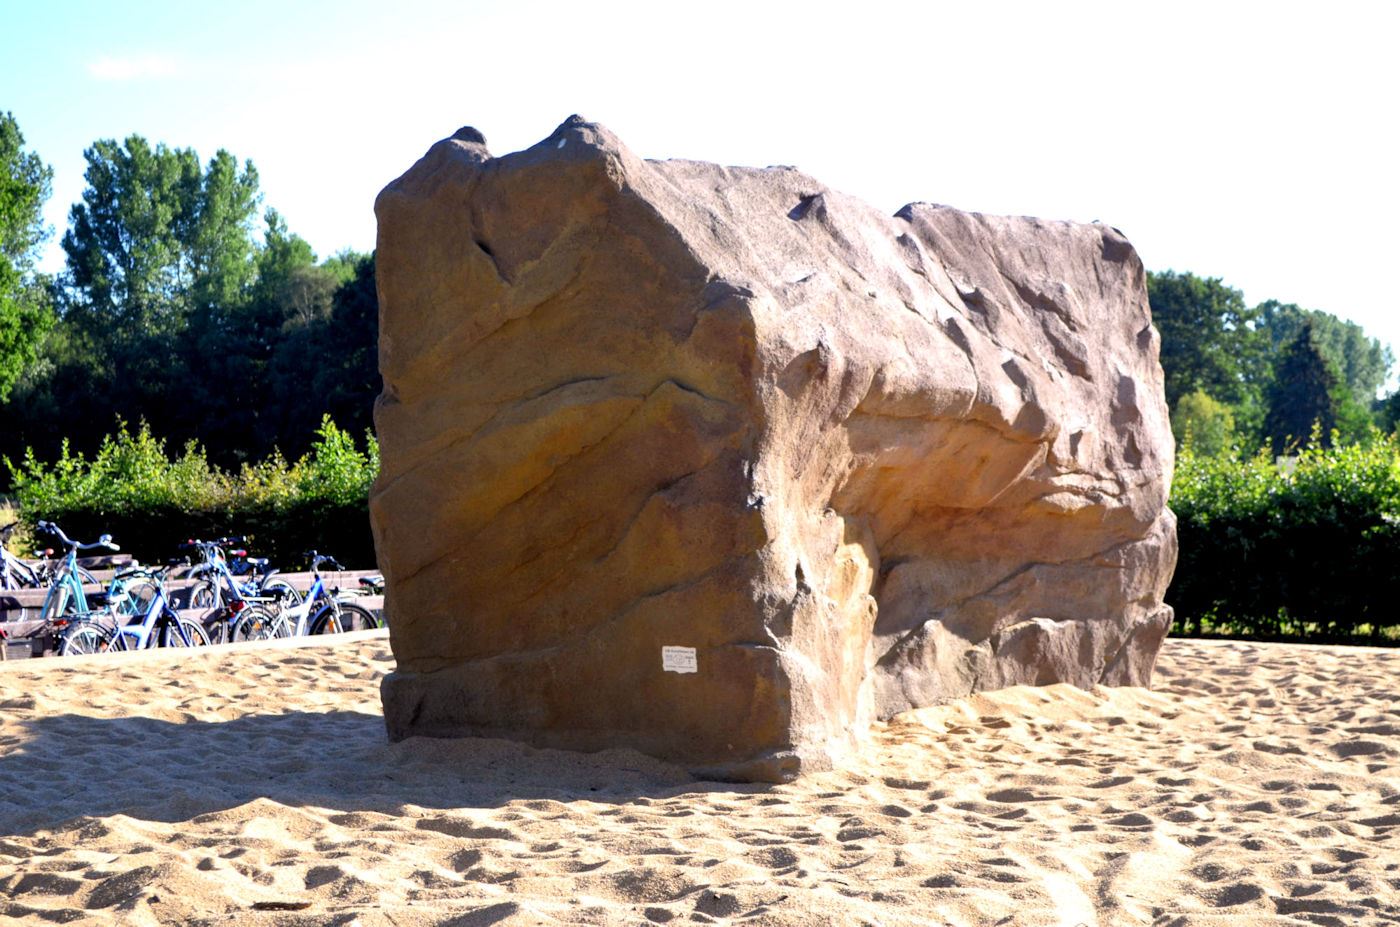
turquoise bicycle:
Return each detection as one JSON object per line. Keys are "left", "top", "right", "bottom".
{"left": 36, "top": 522, "right": 159, "bottom": 628}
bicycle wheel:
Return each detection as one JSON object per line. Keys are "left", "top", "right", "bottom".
{"left": 110, "top": 575, "right": 161, "bottom": 619}
{"left": 232, "top": 605, "right": 285, "bottom": 641}
{"left": 259, "top": 576, "right": 303, "bottom": 608}
{"left": 308, "top": 604, "right": 343, "bottom": 636}
{"left": 58, "top": 620, "right": 113, "bottom": 656}
{"left": 162, "top": 617, "right": 211, "bottom": 648}
{"left": 189, "top": 580, "right": 220, "bottom": 610}
{"left": 334, "top": 602, "right": 381, "bottom": 632}
{"left": 76, "top": 566, "right": 98, "bottom": 586}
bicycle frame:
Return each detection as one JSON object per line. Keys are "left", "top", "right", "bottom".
{"left": 275, "top": 574, "right": 329, "bottom": 636}
{"left": 185, "top": 544, "right": 354, "bottom": 639}
{"left": 193, "top": 540, "right": 281, "bottom": 601}
{"left": 210, "top": 547, "right": 255, "bottom": 602}
{"left": 39, "top": 544, "right": 92, "bottom": 622}
{"left": 267, "top": 550, "right": 363, "bottom": 636}
{"left": 1, "top": 546, "right": 43, "bottom": 590}
{"left": 109, "top": 586, "right": 200, "bottom": 650}
{"left": 33, "top": 523, "right": 158, "bottom": 632}
{"left": 187, "top": 542, "right": 263, "bottom": 638}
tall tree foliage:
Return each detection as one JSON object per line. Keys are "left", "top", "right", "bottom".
{"left": 0, "top": 130, "right": 383, "bottom": 484}
{"left": 1264, "top": 323, "right": 1339, "bottom": 453}
{"left": 1257, "top": 300, "right": 1391, "bottom": 406}
{"left": 1147, "top": 270, "right": 1268, "bottom": 413}
{"left": 1148, "top": 270, "right": 1394, "bottom": 451}
{"left": 1170, "top": 389, "right": 1237, "bottom": 457}
{"left": 258, "top": 250, "right": 377, "bottom": 458}
{"left": 1380, "top": 390, "right": 1400, "bottom": 435}
{"left": 0, "top": 112, "right": 55, "bottom": 400}
{"left": 51, "top": 136, "right": 261, "bottom": 454}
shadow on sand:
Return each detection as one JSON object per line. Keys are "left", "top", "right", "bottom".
{"left": 0, "top": 709, "right": 761, "bottom": 837}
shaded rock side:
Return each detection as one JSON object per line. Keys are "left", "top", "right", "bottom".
{"left": 372, "top": 116, "right": 1177, "bottom": 782}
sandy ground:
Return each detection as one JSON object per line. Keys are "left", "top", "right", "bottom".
{"left": 0, "top": 633, "right": 1397, "bottom": 927}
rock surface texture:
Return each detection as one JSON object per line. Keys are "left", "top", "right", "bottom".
{"left": 372, "top": 117, "right": 1177, "bottom": 782}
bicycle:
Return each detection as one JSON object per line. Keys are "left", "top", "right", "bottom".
{"left": 265, "top": 552, "right": 380, "bottom": 638}
{"left": 179, "top": 539, "right": 285, "bottom": 645}
{"left": 34, "top": 522, "right": 158, "bottom": 624}
{"left": 1, "top": 522, "right": 50, "bottom": 591}
{"left": 58, "top": 571, "right": 211, "bottom": 654}
{"left": 30, "top": 524, "right": 162, "bottom": 653}
{"left": 2, "top": 523, "right": 51, "bottom": 624}
{"left": 184, "top": 537, "right": 298, "bottom": 610}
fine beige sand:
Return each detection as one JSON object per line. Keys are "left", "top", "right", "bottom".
{"left": 1, "top": 633, "right": 1397, "bottom": 926}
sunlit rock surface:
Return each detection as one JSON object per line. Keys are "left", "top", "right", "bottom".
{"left": 372, "top": 116, "right": 1176, "bottom": 781}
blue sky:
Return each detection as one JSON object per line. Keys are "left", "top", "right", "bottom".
{"left": 4, "top": 0, "right": 1398, "bottom": 382}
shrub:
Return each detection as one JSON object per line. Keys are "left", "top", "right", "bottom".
{"left": 1169, "top": 432, "right": 1400, "bottom": 642}
{"left": 5, "top": 417, "right": 377, "bottom": 568}
{"left": 1170, "top": 389, "right": 1237, "bottom": 457}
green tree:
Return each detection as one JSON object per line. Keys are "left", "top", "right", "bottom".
{"left": 55, "top": 135, "right": 261, "bottom": 452}
{"left": 1257, "top": 299, "right": 1391, "bottom": 407}
{"left": 0, "top": 112, "right": 55, "bottom": 400}
{"left": 1170, "top": 389, "right": 1237, "bottom": 457}
{"left": 0, "top": 133, "right": 378, "bottom": 478}
{"left": 232, "top": 217, "right": 360, "bottom": 459}
{"left": 61, "top": 137, "right": 260, "bottom": 332}
{"left": 1378, "top": 390, "right": 1400, "bottom": 435}
{"left": 1147, "top": 270, "right": 1268, "bottom": 415}
{"left": 260, "top": 251, "right": 378, "bottom": 457}
{"left": 1264, "top": 323, "right": 1339, "bottom": 454}
{"left": 250, "top": 209, "right": 324, "bottom": 329}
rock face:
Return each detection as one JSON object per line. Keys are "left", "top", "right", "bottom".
{"left": 372, "top": 116, "right": 1177, "bottom": 782}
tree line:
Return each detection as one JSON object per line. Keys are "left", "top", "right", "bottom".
{"left": 0, "top": 111, "right": 377, "bottom": 480}
{"left": 1150, "top": 270, "right": 1398, "bottom": 456}
{"left": 4, "top": 109, "right": 1399, "bottom": 484}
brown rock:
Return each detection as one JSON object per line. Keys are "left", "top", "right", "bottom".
{"left": 372, "top": 116, "right": 1176, "bottom": 782}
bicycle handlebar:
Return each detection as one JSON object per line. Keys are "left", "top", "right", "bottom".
{"left": 36, "top": 521, "right": 118, "bottom": 552}
{"left": 181, "top": 536, "right": 247, "bottom": 553}
{"left": 306, "top": 551, "right": 345, "bottom": 573}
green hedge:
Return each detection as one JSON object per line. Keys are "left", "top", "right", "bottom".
{"left": 14, "top": 416, "right": 1400, "bottom": 644}
{"left": 1169, "top": 434, "right": 1400, "bottom": 643}
{"left": 5, "top": 418, "right": 378, "bottom": 569}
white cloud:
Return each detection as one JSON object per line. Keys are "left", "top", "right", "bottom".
{"left": 87, "top": 55, "right": 180, "bottom": 81}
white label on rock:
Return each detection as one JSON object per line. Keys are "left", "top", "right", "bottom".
{"left": 662, "top": 646, "right": 698, "bottom": 674}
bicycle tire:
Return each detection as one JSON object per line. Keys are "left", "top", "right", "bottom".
{"left": 58, "top": 620, "right": 113, "bottom": 656}
{"left": 162, "top": 617, "right": 211, "bottom": 648}
{"left": 110, "top": 575, "right": 161, "bottom": 619}
{"left": 76, "top": 566, "right": 98, "bottom": 586}
{"left": 334, "top": 602, "right": 380, "bottom": 632}
{"left": 232, "top": 605, "right": 284, "bottom": 642}
{"left": 189, "top": 580, "right": 220, "bottom": 610}
{"left": 308, "top": 604, "right": 343, "bottom": 636}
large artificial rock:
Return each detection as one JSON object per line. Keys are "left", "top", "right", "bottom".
{"left": 372, "top": 116, "right": 1177, "bottom": 782}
